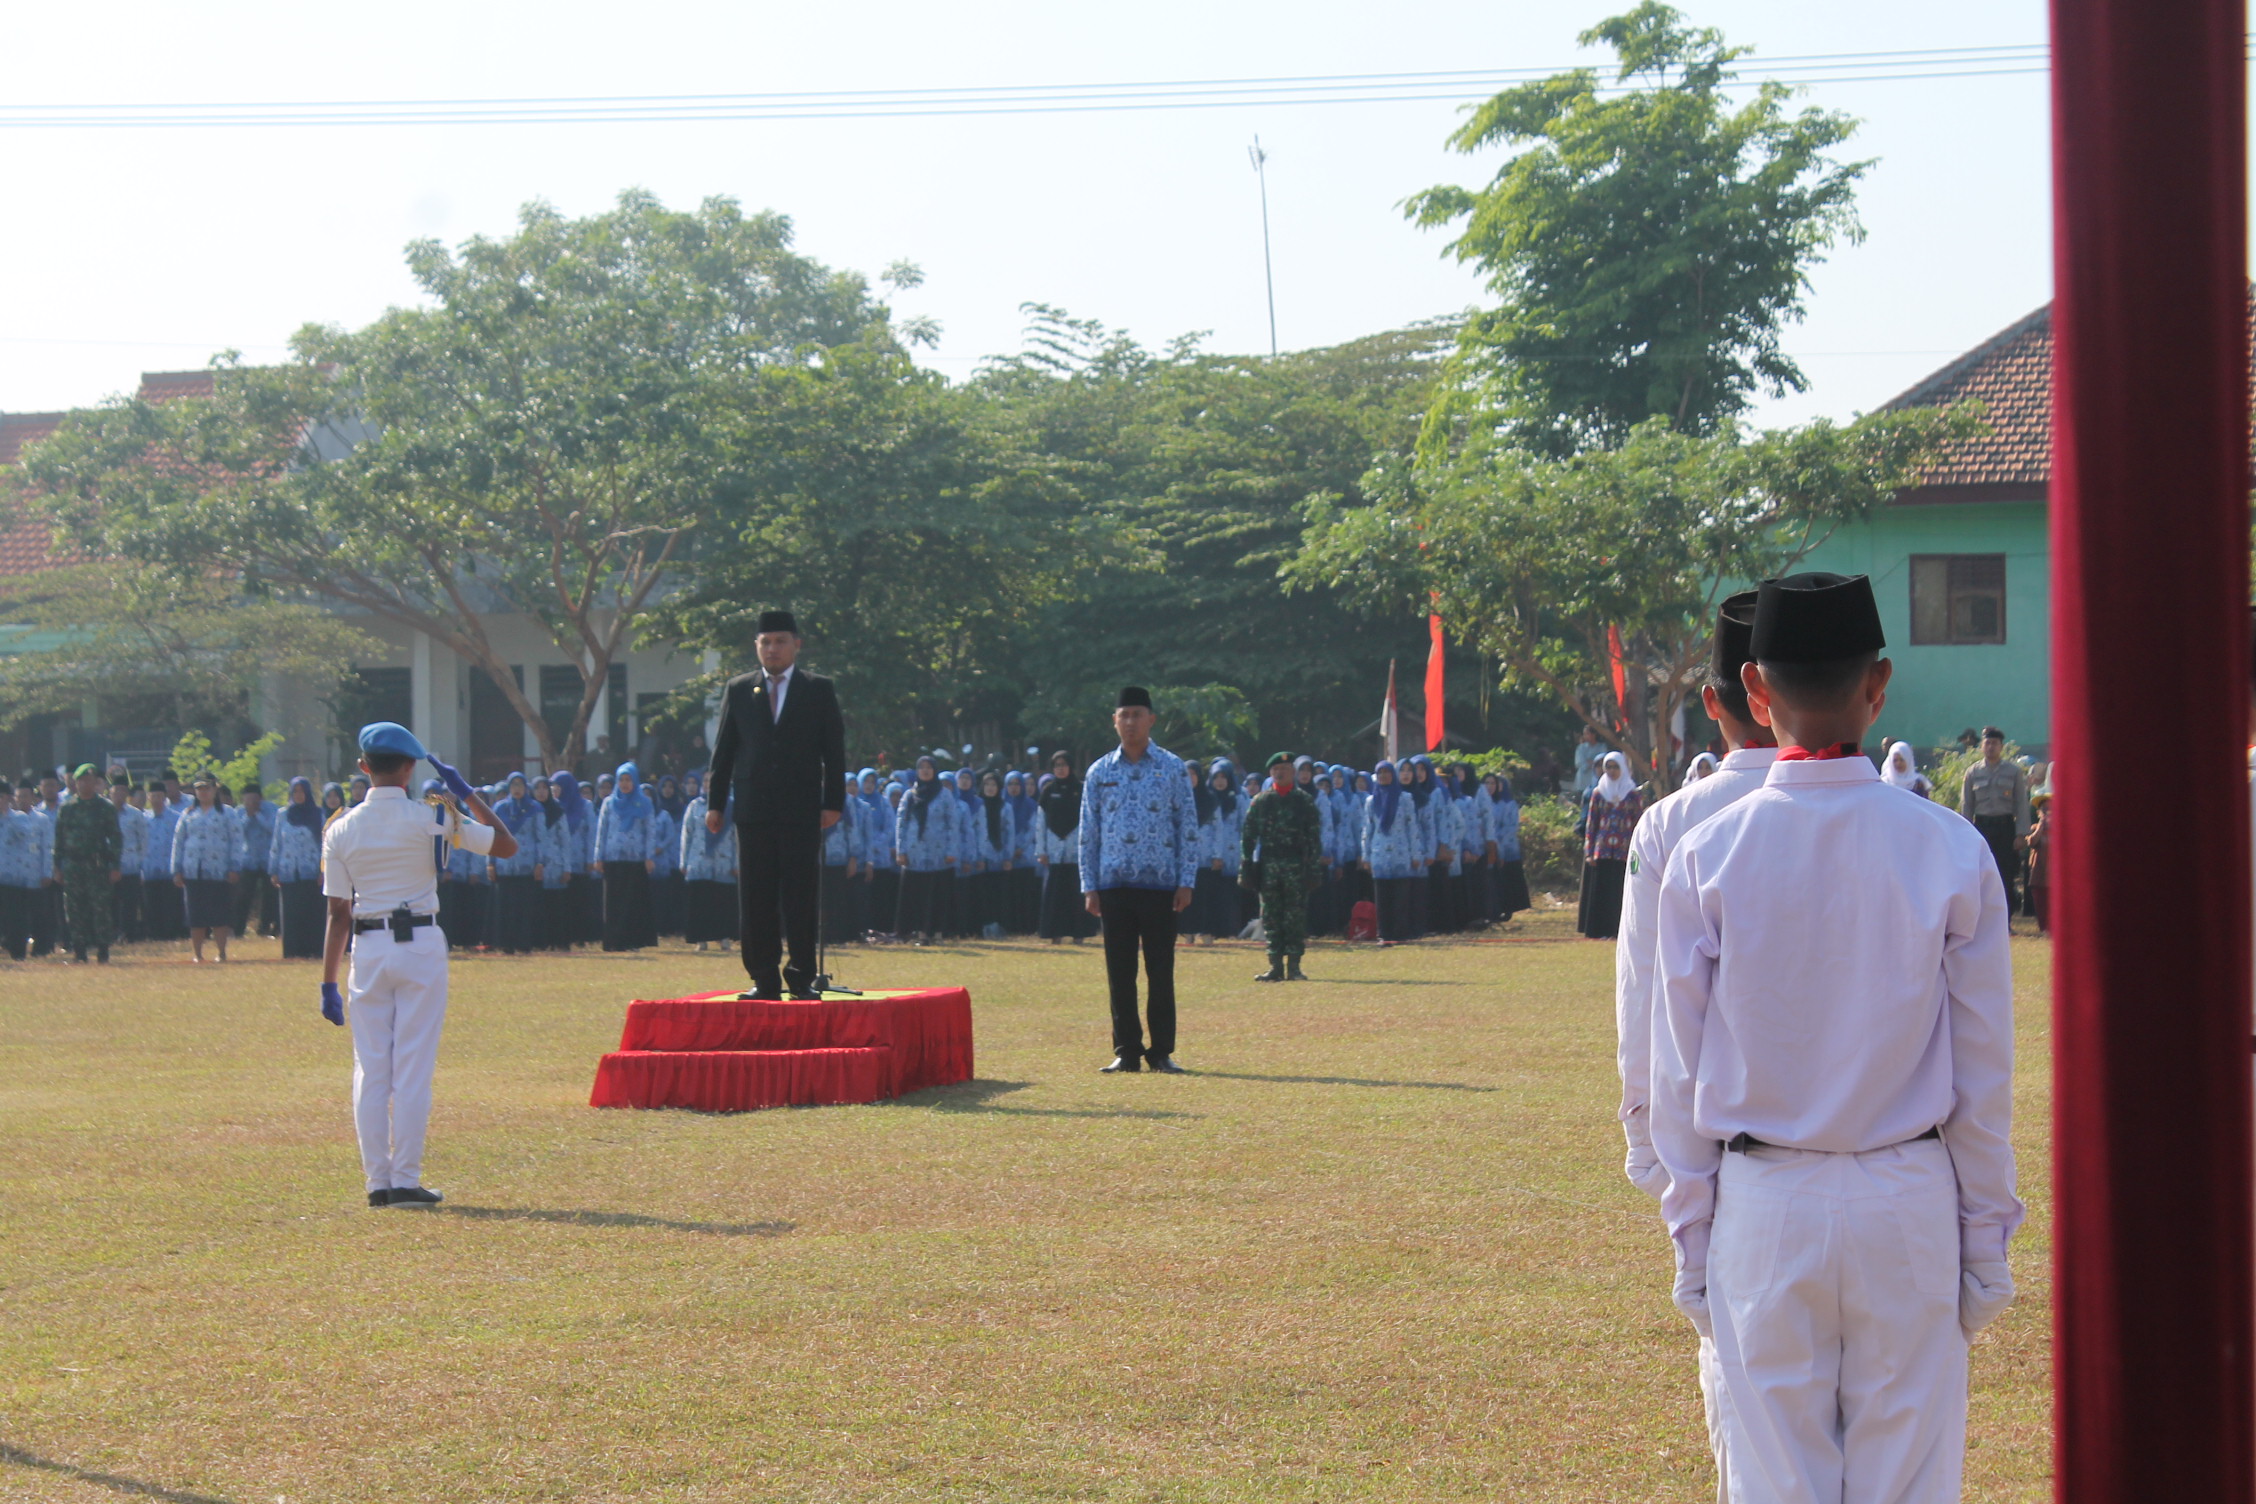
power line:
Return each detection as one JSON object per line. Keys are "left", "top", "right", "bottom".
{"left": 0, "top": 44, "right": 2145, "bottom": 131}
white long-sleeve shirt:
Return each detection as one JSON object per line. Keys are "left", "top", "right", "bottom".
{"left": 1650, "top": 755, "right": 2021, "bottom": 1272}
{"left": 1616, "top": 745, "right": 1780, "bottom": 1139}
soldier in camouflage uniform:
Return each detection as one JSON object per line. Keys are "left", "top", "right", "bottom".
{"left": 52, "top": 764, "right": 123, "bottom": 964}
{"left": 1240, "top": 752, "right": 1324, "bottom": 982}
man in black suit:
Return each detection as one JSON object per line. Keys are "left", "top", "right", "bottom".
{"left": 705, "top": 610, "right": 848, "bottom": 999}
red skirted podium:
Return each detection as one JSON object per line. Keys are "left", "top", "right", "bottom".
{"left": 589, "top": 988, "right": 974, "bottom": 1112}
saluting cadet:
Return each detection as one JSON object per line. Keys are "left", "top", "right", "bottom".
{"left": 231, "top": 783, "right": 277, "bottom": 939}
{"left": 1612, "top": 591, "right": 1774, "bottom": 1496}
{"left": 1079, "top": 686, "right": 1199, "bottom": 1074}
{"left": 1650, "top": 574, "right": 2018, "bottom": 1502}
{"left": 269, "top": 777, "right": 327, "bottom": 959}
{"left": 320, "top": 722, "right": 517, "bottom": 1209}
{"left": 1242, "top": 752, "right": 1324, "bottom": 981}
{"left": 171, "top": 776, "right": 239, "bottom": 963}
{"left": 110, "top": 776, "right": 148, "bottom": 943}
{"left": 51, "top": 765, "right": 122, "bottom": 964}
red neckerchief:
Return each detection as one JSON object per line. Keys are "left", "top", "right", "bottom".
{"left": 1774, "top": 742, "right": 1863, "bottom": 762}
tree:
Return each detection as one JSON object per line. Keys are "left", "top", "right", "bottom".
{"left": 9, "top": 190, "right": 905, "bottom": 770}
{"left": 1287, "top": 408, "right": 1984, "bottom": 791}
{"left": 1404, "top": 2, "right": 1868, "bottom": 453}
{"left": 0, "top": 563, "right": 377, "bottom": 742}
{"left": 644, "top": 339, "right": 1100, "bottom": 755}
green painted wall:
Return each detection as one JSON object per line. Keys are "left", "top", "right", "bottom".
{"left": 1798, "top": 500, "right": 2050, "bottom": 755}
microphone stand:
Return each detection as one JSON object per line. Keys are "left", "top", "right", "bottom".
{"left": 810, "top": 827, "right": 861, "bottom": 997}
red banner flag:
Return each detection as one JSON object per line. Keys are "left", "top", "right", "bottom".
{"left": 1380, "top": 659, "right": 1400, "bottom": 763}
{"left": 1608, "top": 623, "right": 1628, "bottom": 720}
{"left": 1425, "top": 614, "right": 1446, "bottom": 751}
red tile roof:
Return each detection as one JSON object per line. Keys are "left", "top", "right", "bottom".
{"left": 1880, "top": 306, "right": 2052, "bottom": 495}
{"left": 0, "top": 414, "right": 78, "bottom": 578}
{"left": 137, "top": 370, "right": 216, "bottom": 403}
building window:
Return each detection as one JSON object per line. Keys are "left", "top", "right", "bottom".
{"left": 538, "top": 665, "right": 583, "bottom": 751}
{"left": 1909, "top": 554, "right": 2006, "bottom": 645}
{"left": 349, "top": 666, "right": 413, "bottom": 728}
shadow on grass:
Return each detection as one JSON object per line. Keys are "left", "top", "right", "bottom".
{"left": 435, "top": 1206, "right": 793, "bottom": 1237}
{"left": 1192, "top": 1070, "right": 1496, "bottom": 1093}
{"left": 888, "top": 1077, "right": 1199, "bottom": 1122}
{"left": 0, "top": 1442, "right": 235, "bottom": 1503}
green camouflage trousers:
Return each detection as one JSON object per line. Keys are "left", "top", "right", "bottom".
{"left": 1260, "top": 871, "right": 1312, "bottom": 959}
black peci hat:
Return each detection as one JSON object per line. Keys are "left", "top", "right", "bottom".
{"left": 1751, "top": 572, "right": 1885, "bottom": 664}
{"left": 1117, "top": 685, "right": 1153, "bottom": 710}
{"left": 757, "top": 609, "right": 799, "bottom": 636}
{"left": 1711, "top": 589, "right": 1760, "bottom": 684}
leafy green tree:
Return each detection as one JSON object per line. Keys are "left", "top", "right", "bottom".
{"left": 1405, "top": 2, "right": 1868, "bottom": 452}
{"left": 167, "top": 728, "right": 287, "bottom": 798}
{"left": 645, "top": 340, "right": 1099, "bottom": 755}
{"left": 0, "top": 564, "right": 376, "bottom": 742}
{"left": 1288, "top": 408, "right": 1983, "bottom": 790}
{"left": 9, "top": 191, "right": 904, "bottom": 771}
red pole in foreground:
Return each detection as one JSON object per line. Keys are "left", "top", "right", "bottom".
{"left": 2050, "top": 1, "right": 2251, "bottom": 1498}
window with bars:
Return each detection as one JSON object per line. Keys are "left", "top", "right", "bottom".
{"left": 1909, "top": 554, "right": 2007, "bottom": 645}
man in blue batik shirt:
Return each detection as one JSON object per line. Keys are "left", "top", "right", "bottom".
{"left": 1079, "top": 686, "right": 1200, "bottom": 1074}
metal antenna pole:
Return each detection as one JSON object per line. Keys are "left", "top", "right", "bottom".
{"left": 1248, "top": 136, "right": 1278, "bottom": 357}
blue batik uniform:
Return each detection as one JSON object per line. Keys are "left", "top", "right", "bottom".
{"left": 116, "top": 803, "right": 149, "bottom": 875}
{"left": 538, "top": 812, "right": 593, "bottom": 887}
{"left": 232, "top": 803, "right": 276, "bottom": 880}
{"left": 445, "top": 836, "right": 489, "bottom": 885}
{"left": 487, "top": 798, "right": 540, "bottom": 880}
{"left": 968, "top": 798, "right": 1014, "bottom": 871}
{"left": 823, "top": 799, "right": 857, "bottom": 868}
{"left": 1078, "top": 744, "right": 1200, "bottom": 894}
{"left": 0, "top": 806, "right": 51, "bottom": 887}
{"left": 895, "top": 785, "right": 962, "bottom": 872}
{"left": 679, "top": 796, "right": 737, "bottom": 881}
{"left": 953, "top": 785, "right": 985, "bottom": 875}
{"left": 1196, "top": 764, "right": 1245, "bottom": 878}
{"left": 857, "top": 784, "right": 896, "bottom": 870}
{"left": 593, "top": 793, "right": 658, "bottom": 864}
{"left": 142, "top": 803, "right": 181, "bottom": 883}
{"left": 1491, "top": 793, "right": 1523, "bottom": 863}
{"left": 171, "top": 805, "right": 239, "bottom": 880}
{"left": 269, "top": 810, "right": 322, "bottom": 882}
{"left": 650, "top": 805, "right": 682, "bottom": 880}
{"left": 1362, "top": 787, "right": 1425, "bottom": 879}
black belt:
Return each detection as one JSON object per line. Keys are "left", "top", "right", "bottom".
{"left": 1725, "top": 1125, "right": 1941, "bottom": 1154}
{"left": 355, "top": 909, "right": 436, "bottom": 939}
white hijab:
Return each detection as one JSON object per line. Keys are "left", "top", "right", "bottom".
{"left": 1881, "top": 740, "right": 1923, "bottom": 789}
{"left": 1685, "top": 753, "right": 1719, "bottom": 782}
{"left": 1592, "top": 751, "right": 1636, "bottom": 806}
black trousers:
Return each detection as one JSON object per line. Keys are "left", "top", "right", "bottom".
{"left": 233, "top": 872, "right": 277, "bottom": 936}
{"left": 1973, "top": 815, "right": 2022, "bottom": 912}
{"left": 1098, "top": 887, "right": 1178, "bottom": 1061}
{"left": 738, "top": 818, "right": 821, "bottom": 996}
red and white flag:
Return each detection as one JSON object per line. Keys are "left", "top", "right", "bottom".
{"left": 1381, "top": 659, "right": 1400, "bottom": 763}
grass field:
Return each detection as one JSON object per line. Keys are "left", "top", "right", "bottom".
{"left": 0, "top": 909, "right": 2054, "bottom": 1503}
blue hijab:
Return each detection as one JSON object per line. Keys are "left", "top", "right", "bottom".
{"left": 284, "top": 776, "right": 324, "bottom": 834}
{"left": 606, "top": 762, "right": 653, "bottom": 827}
{"left": 551, "top": 772, "right": 590, "bottom": 831}
{"left": 1370, "top": 761, "right": 1404, "bottom": 833}
{"left": 1403, "top": 755, "right": 1435, "bottom": 809}
{"left": 1003, "top": 770, "right": 1038, "bottom": 830}
{"left": 496, "top": 773, "right": 539, "bottom": 835}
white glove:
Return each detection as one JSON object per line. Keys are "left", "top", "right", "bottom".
{"left": 1960, "top": 1259, "right": 2015, "bottom": 1338}
{"left": 1622, "top": 1110, "right": 1668, "bottom": 1200}
{"left": 1672, "top": 1221, "right": 1713, "bottom": 1337}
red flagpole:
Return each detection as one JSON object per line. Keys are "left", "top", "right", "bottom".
{"left": 2051, "top": 0, "right": 2251, "bottom": 1496}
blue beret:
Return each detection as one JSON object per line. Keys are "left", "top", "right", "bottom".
{"left": 357, "top": 721, "right": 428, "bottom": 760}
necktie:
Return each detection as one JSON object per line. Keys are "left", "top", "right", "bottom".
{"left": 767, "top": 673, "right": 784, "bottom": 721}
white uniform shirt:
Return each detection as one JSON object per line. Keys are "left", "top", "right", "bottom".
{"left": 764, "top": 664, "right": 794, "bottom": 722}
{"left": 1651, "top": 755, "right": 2020, "bottom": 1268}
{"left": 321, "top": 786, "right": 495, "bottom": 918}
{"left": 1616, "top": 746, "right": 1780, "bottom": 1140}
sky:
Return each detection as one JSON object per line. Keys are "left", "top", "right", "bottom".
{"left": 1, "top": 0, "right": 2052, "bottom": 428}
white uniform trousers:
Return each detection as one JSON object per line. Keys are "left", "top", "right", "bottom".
{"left": 1700, "top": 1332, "right": 1734, "bottom": 1503}
{"left": 347, "top": 925, "right": 450, "bottom": 1194}
{"left": 1709, "top": 1136, "right": 1967, "bottom": 1504}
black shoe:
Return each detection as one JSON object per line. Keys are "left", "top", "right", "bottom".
{"left": 1147, "top": 1055, "right": 1186, "bottom": 1074}
{"left": 387, "top": 1186, "right": 443, "bottom": 1208}
{"left": 1253, "top": 964, "right": 1283, "bottom": 982}
{"left": 1100, "top": 1054, "right": 1142, "bottom": 1073}
{"left": 788, "top": 989, "right": 823, "bottom": 1001}
{"left": 737, "top": 990, "right": 783, "bottom": 1002}
{"left": 1285, "top": 958, "right": 1307, "bottom": 982}
{"left": 367, "top": 1189, "right": 391, "bottom": 1208}
{"left": 96, "top": 947, "right": 109, "bottom": 964}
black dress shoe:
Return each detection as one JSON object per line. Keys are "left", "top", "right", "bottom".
{"left": 1100, "top": 1055, "right": 1142, "bottom": 1073}
{"left": 737, "top": 991, "right": 783, "bottom": 1002}
{"left": 1253, "top": 963, "right": 1283, "bottom": 982}
{"left": 1147, "top": 1055, "right": 1186, "bottom": 1074}
{"left": 387, "top": 1186, "right": 443, "bottom": 1208}
{"left": 367, "top": 1189, "right": 392, "bottom": 1208}
{"left": 787, "top": 989, "right": 824, "bottom": 1001}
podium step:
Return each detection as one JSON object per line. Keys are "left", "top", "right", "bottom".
{"left": 590, "top": 1046, "right": 890, "bottom": 1112}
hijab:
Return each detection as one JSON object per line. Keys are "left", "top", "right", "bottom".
{"left": 1592, "top": 752, "right": 1635, "bottom": 806}
{"left": 1355, "top": 770, "right": 1373, "bottom": 795}
{"left": 1881, "top": 741, "right": 1924, "bottom": 790}
{"left": 284, "top": 776, "right": 323, "bottom": 834}
{"left": 1370, "top": 760, "right": 1404, "bottom": 832}
{"left": 533, "top": 775, "right": 562, "bottom": 826}
{"left": 1403, "top": 755, "right": 1435, "bottom": 809}
{"left": 320, "top": 781, "right": 345, "bottom": 813}
{"left": 551, "top": 771, "right": 590, "bottom": 831}
{"left": 496, "top": 773, "right": 539, "bottom": 835}
{"left": 1208, "top": 760, "right": 1240, "bottom": 818}
{"left": 606, "top": 762, "right": 652, "bottom": 827}
{"left": 952, "top": 767, "right": 980, "bottom": 813}
{"left": 1040, "top": 758, "right": 1081, "bottom": 839}
{"left": 979, "top": 772, "right": 1006, "bottom": 848}
{"left": 1686, "top": 753, "right": 1720, "bottom": 782}
{"left": 683, "top": 770, "right": 704, "bottom": 804}
{"left": 1490, "top": 772, "right": 1515, "bottom": 805}
{"left": 655, "top": 774, "right": 682, "bottom": 818}
{"left": 1003, "top": 770, "right": 1038, "bottom": 831}
{"left": 907, "top": 756, "right": 944, "bottom": 832}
